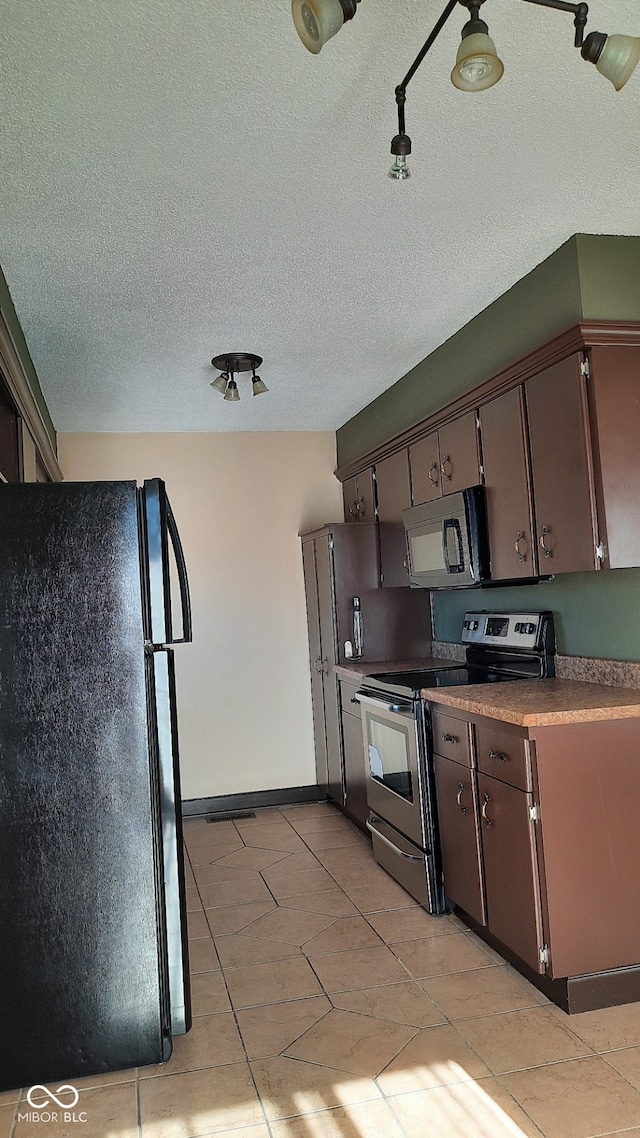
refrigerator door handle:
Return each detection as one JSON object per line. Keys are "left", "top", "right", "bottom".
{"left": 166, "top": 499, "right": 192, "bottom": 645}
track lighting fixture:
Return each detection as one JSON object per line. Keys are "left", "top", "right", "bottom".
{"left": 210, "top": 353, "right": 268, "bottom": 402}
{"left": 291, "top": 0, "right": 639, "bottom": 180}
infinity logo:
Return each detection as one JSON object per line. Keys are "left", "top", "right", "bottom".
{"left": 27, "top": 1085, "right": 80, "bottom": 1109}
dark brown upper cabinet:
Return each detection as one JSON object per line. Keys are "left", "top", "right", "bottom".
{"left": 374, "top": 450, "right": 412, "bottom": 587}
{"left": 479, "top": 387, "right": 536, "bottom": 581}
{"left": 337, "top": 326, "right": 640, "bottom": 585}
{"left": 525, "top": 354, "right": 599, "bottom": 576}
{"left": 586, "top": 344, "right": 640, "bottom": 570}
{"left": 0, "top": 377, "right": 21, "bottom": 483}
{"left": 409, "top": 412, "right": 480, "bottom": 505}
{"left": 342, "top": 468, "right": 376, "bottom": 523}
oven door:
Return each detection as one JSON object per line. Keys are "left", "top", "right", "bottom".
{"left": 357, "top": 692, "right": 426, "bottom": 848}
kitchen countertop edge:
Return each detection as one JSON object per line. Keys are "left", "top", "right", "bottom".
{"left": 420, "top": 678, "right": 640, "bottom": 727}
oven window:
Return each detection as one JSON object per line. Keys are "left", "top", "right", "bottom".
{"left": 366, "top": 714, "right": 414, "bottom": 802}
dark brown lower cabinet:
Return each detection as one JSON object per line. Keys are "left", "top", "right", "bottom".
{"left": 433, "top": 753, "right": 485, "bottom": 925}
{"left": 431, "top": 703, "right": 640, "bottom": 1011}
{"left": 477, "top": 771, "right": 544, "bottom": 974}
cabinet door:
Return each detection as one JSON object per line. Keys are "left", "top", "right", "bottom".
{"left": 342, "top": 709, "right": 368, "bottom": 829}
{"left": 0, "top": 400, "right": 20, "bottom": 482}
{"left": 434, "top": 753, "right": 485, "bottom": 925}
{"left": 409, "top": 433, "right": 441, "bottom": 504}
{"left": 356, "top": 468, "right": 376, "bottom": 523}
{"left": 477, "top": 772, "right": 545, "bottom": 973}
{"left": 526, "top": 355, "right": 598, "bottom": 575}
{"left": 438, "top": 412, "right": 480, "bottom": 494}
{"left": 375, "top": 450, "right": 412, "bottom": 587}
{"left": 302, "top": 540, "right": 329, "bottom": 792}
{"left": 479, "top": 387, "right": 536, "bottom": 581}
{"left": 342, "top": 470, "right": 376, "bottom": 523}
{"left": 342, "top": 476, "right": 359, "bottom": 522}
{"left": 586, "top": 345, "right": 640, "bottom": 569}
{"left": 314, "top": 537, "right": 343, "bottom": 805}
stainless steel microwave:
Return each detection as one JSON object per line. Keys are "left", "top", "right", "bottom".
{"left": 402, "top": 486, "right": 490, "bottom": 589}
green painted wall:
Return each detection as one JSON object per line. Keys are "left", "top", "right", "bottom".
{"left": 433, "top": 568, "right": 640, "bottom": 663}
{"left": 336, "top": 234, "right": 640, "bottom": 469}
{"left": 0, "top": 267, "right": 56, "bottom": 446}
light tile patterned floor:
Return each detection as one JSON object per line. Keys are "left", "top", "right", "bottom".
{"left": 5, "top": 802, "right": 640, "bottom": 1138}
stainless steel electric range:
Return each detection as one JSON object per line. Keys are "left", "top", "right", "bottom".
{"left": 355, "top": 610, "right": 555, "bottom": 913}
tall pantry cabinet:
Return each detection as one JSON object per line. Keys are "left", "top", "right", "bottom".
{"left": 301, "top": 523, "right": 431, "bottom": 818}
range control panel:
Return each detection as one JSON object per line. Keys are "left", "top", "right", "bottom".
{"left": 461, "top": 611, "right": 547, "bottom": 650}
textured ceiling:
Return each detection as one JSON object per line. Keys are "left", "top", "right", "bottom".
{"left": 1, "top": 0, "right": 638, "bottom": 433}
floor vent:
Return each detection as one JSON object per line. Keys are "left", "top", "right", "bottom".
{"left": 205, "top": 811, "right": 256, "bottom": 823}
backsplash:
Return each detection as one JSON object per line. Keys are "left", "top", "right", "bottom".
{"left": 555, "top": 655, "right": 640, "bottom": 689}
{"left": 431, "top": 641, "right": 466, "bottom": 662}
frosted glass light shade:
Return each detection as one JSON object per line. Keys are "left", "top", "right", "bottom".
{"left": 252, "top": 376, "right": 269, "bottom": 395}
{"left": 292, "top": 0, "right": 344, "bottom": 54}
{"left": 596, "top": 34, "right": 640, "bottom": 90}
{"left": 210, "top": 372, "right": 228, "bottom": 393}
{"left": 223, "top": 379, "right": 240, "bottom": 402}
{"left": 451, "top": 32, "right": 504, "bottom": 91}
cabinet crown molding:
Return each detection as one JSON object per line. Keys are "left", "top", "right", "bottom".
{"left": 335, "top": 321, "right": 640, "bottom": 483}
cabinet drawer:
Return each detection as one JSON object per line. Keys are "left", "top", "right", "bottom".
{"left": 431, "top": 711, "right": 472, "bottom": 767}
{"left": 340, "top": 680, "right": 362, "bottom": 717}
{"left": 475, "top": 723, "right": 530, "bottom": 791}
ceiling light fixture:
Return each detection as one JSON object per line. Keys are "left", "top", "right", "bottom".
{"left": 292, "top": 0, "right": 639, "bottom": 179}
{"left": 210, "top": 353, "right": 268, "bottom": 401}
{"left": 292, "top": 0, "right": 360, "bottom": 54}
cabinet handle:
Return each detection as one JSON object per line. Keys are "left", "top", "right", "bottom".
{"left": 428, "top": 462, "right": 439, "bottom": 485}
{"left": 440, "top": 456, "right": 452, "bottom": 481}
{"left": 356, "top": 497, "right": 365, "bottom": 518}
{"left": 349, "top": 501, "right": 359, "bottom": 517}
{"left": 456, "top": 783, "right": 467, "bottom": 815}
{"left": 488, "top": 749, "right": 507, "bottom": 763}
{"left": 481, "top": 793, "right": 493, "bottom": 828}
{"left": 514, "top": 531, "right": 527, "bottom": 563}
{"left": 539, "top": 525, "right": 552, "bottom": 558}
{"left": 442, "top": 732, "right": 458, "bottom": 744}
{"left": 313, "top": 656, "right": 322, "bottom": 672}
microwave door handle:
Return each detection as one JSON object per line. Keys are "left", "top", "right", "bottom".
{"left": 166, "top": 500, "right": 193, "bottom": 644}
{"left": 443, "top": 518, "right": 464, "bottom": 574}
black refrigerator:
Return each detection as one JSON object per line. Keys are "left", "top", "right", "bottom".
{"left": 0, "top": 478, "right": 193, "bottom": 1093}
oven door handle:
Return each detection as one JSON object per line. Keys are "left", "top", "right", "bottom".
{"left": 355, "top": 693, "right": 414, "bottom": 715}
{"left": 366, "top": 819, "right": 425, "bottom": 862}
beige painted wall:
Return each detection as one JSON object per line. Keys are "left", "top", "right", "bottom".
{"left": 58, "top": 432, "right": 343, "bottom": 802}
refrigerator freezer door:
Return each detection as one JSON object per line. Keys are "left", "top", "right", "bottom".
{"left": 142, "top": 479, "right": 192, "bottom": 647}
{"left": 149, "top": 648, "right": 192, "bottom": 1036}
{"left": 0, "top": 481, "right": 171, "bottom": 1092}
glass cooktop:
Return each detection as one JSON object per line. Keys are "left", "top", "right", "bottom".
{"left": 364, "top": 666, "right": 523, "bottom": 698}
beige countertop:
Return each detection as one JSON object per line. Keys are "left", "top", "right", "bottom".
{"left": 420, "top": 678, "right": 640, "bottom": 727}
